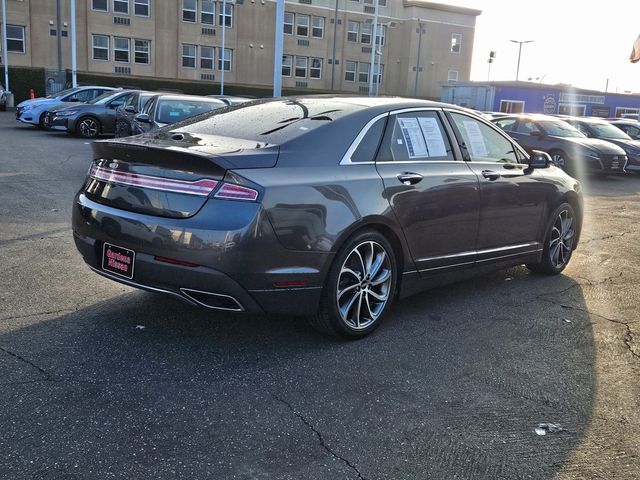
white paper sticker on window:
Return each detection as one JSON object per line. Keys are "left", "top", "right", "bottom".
{"left": 462, "top": 121, "right": 488, "bottom": 157}
{"left": 418, "top": 117, "right": 448, "bottom": 157}
{"left": 398, "top": 118, "right": 428, "bottom": 158}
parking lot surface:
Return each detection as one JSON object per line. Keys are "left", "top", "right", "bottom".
{"left": 0, "top": 112, "right": 638, "bottom": 479}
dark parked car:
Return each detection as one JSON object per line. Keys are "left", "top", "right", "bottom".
{"left": 72, "top": 97, "right": 583, "bottom": 338}
{"left": 562, "top": 116, "right": 640, "bottom": 173}
{"left": 131, "top": 94, "right": 227, "bottom": 135}
{"left": 114, "top": 91, "right": 161, "bottom": 138}
{"left": 207, "top": 94, "right": 254, "bottom": 106}
{"left": 45, "top": 90, "right": 140, "bottom": 138}
{"left": 608, "top": 119, "right": 640, "bottom": 140}
{"left": 493, "top": 114, "right": 627, "bottom": 176}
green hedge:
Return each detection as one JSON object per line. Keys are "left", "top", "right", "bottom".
{"left": 0, "top": 66, "right": 46, "bottom": 103}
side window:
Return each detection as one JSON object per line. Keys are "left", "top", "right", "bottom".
{"left": 67, "top": 89, "right": 92, "bottom": 102}
{"left": 494, "top": 118, "right": 516, "bottom": 132}
{"left": 516, "top": 120, "right": 537, "bottom": 134}
{"left": 377, "top": 111, "right": 454, "bottom": 162}
{"left": 449, "top": 112, "right": 518, "bottom": 164}
{"left": 574, "top": 123, "right": 590, "bottom": 137}
{"left": 350, "top": 117, "right": 386, "bottom": 163}
{"left": 109, "top": 94, "right": 129, "bottom": 108}
{"left": 124, "top": 93, "right": 137, "bottom": 109}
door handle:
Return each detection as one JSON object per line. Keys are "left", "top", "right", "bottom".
{"left": 482, "top": 170, "right": 501, "bottom": 181}
{"left": 397, "top": 172, "right": 423, "bottom": 185}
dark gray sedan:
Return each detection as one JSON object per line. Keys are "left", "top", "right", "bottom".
{"left": 493, "top": 114, "right": 627, "bottom": 177}
{"left": 72, "top": 97, "right": 583, "bottom": 338}
{"left": 47, "top": 90, "right": 140, "bottom": 138}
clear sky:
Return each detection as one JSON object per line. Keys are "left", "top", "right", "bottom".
{"left": 452, "top": 0, "right": 640, "bottom": 93}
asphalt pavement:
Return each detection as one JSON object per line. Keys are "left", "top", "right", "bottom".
{"left": 0, "top": 112, "right": 638, "bottom": 479}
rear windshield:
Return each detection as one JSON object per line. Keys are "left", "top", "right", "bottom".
{"left": 178, "top": 98, "right": 363, "bottom": 144}
{"left": 156, "top": 100, "right": 225, "bottom": 124}
{"left": 588, "top": 122, "right": 631, "bottom": 139}
{"left": 538, "top": 120, "right": 585, "bottom": 138}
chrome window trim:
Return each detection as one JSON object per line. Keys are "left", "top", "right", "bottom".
{"left": 415, "top": 242, "right": 539, "bottom": 264}
{"left": 340, "top": 107, "right": 453, "bottom": 166}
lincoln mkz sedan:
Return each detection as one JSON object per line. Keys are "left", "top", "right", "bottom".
{"left": 72, "top": 97, "right": 583, "bottom": 338}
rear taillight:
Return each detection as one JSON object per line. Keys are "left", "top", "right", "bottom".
{"left": 214, "top": 183, "right": 259, "bottom": 201}
{"left": 89, "top": 165, "right": 218, "bottom": 197}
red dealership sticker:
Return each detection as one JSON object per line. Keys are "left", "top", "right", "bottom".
{"left": 102, "top": 243, "right": 135, "bottom": 279}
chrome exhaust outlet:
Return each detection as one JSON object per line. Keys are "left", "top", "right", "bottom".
{"left": 180, "top": 288, "right": 244, "bottom": 312}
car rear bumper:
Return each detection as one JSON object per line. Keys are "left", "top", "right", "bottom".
{"left": 72, "top": 192, "right": 327, "bottom": 315}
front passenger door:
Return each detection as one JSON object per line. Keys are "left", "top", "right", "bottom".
{"left": 447, "top": 112, "right": 548, "bottom": 261}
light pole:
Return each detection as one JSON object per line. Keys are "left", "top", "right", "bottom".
{"left": 70, "top": 0, "right": 77, "bottom": 87}
{"left": 272, "top": 0, "right": 284, "bottom": 97}
{"left": 510, "top": 39, "right": 533, "bottom": 82}
{"left": 2, "top": 0, "right": 9, "bottom": 92}
{"left": 413, "top": 20, "right": 425, "bottom": 97}
{"left": 367, "top": 0, "right": 379, "bottom": 96}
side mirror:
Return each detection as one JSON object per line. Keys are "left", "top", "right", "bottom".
{"left": 528, "top": 150, "right": 551, "bottom": 168}
{"left": 125, "top": 105, "right": 136, "bottom": 113}
{"left": 134, "top": 113, "right": 150, "bottom": 123}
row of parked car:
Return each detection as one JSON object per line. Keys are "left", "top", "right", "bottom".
{"left": 14, "top": 84, "right": 251, "bottom": 138}
{"left": 486, "top": 112, "right": 640, "bottom": 177}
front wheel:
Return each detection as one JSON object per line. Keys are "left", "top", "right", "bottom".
{"left": 309, "top": 230, "right": 397, "bottom": 339}
{"left": 527, "top": 203, "right": 577, "bottom": 275}
{"left": 77, "top": 117, "right": 101, "bottom": 139}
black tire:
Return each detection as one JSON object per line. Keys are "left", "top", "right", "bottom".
{"left": 37, "top": 112, "right": 47, "bottom": 129}
{"left": 527, "top": 202, "right": 577, "bottom": 275}
{"left": 309, "top": 230, "right": 397, "bottom": 339}
{"left": 77, "top": 116, "right": 101, "bottom": 139}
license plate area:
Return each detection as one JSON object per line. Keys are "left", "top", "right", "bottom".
{"left": 102, "top": 243, "right": 135, "bottom": 279}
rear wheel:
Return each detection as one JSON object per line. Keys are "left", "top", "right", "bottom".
{"left": 309, "top": 230, "right": 397, "bottom": 339}
{"left": 527, "top": 202, "right": 576, "bottom": 275}
{"left": 550, "top": 150, "right": 572, "bottom": 174}
{"left": 77, "top": 116, "right": 101, "bottom": 139}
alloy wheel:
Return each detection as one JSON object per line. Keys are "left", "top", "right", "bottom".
{"left": 551, "top": 153, "right": 566, "bottom": 168}
{"left": 549, "top": 209, "right": 575, "bottom": 269}
{"left": 336, "top": 240, "right": 392, "bottom": 331}
{"left": 79, "top": 118, "right": 99, "bottom": 138}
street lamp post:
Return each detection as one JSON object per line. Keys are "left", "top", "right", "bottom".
{"left": 510, "top": 39, "right": 533, "bottom": 82}
{"left": 413, "top": 20, "right": 425, "bottom": 97}
{"left": 367, "top": 0, "right": 379, "bottom": 96}
{"left": 1, "top": 0, "right": 9, "bottom": 92}
{"left": 273, "top": 0, "right": 284, "bottom": 97}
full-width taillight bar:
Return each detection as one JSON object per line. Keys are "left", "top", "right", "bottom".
{"left": 89, "top": 164, "right": 259, "bottom": 201}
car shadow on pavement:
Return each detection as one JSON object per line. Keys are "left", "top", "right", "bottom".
{"left": 0, "top": 266, "right": 596, "bottom": 479}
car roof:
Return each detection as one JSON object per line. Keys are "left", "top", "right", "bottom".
{"left": 152, "top": 94, "right": 227, "bottom": 103}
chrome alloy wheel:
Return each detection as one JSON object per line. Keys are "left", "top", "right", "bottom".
{"left": 551, "top": 153, "right": 566, "bottom": 169}
{"left": 336, "top": 240, "right": 392, "bottom": 330}
{"left": 79, "top": 118, "right": 99, "bottom": 138}
{"left": 549, "top": 209, "right": 575, "bottom": 269}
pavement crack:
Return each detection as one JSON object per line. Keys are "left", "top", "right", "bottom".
{"left": 0, "top": 345, "right": 53, "bottom": 379}
{"left": 270, "top": 392, "right": 368, "bottom": 480}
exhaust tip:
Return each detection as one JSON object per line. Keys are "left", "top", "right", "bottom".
{"left": 180, "top": 288, "right": 244, "bottom": 312}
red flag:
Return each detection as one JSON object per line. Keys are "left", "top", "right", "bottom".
{"left": 630, "top": 34, "right": 640, "bottom": 63}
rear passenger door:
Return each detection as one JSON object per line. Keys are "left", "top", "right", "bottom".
{"left": 375, "top": 109, "right": 480, "bottom": 275}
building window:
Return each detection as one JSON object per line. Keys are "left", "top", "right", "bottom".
{"left": 6, "top": 25, "right": 25, "bottom": 53}
{"left": 296, "top": 14, "right": 309, "bottom": 37}
{"left": 134, "top": 0, "right": 149, "bottom": 16}
{"left": 218, "top": 47, "right": 232, "bottom": 71}
{"left": 201, "top": 0, "right": 214, "bottom": 25}
{"left": 200, "top": 45, "right": 214, "bottom": 69}
{"left": 182, "top": 44, "right": 197, "bottom": 68}
{"left": 92, "top": 0, "right": 108, "bottom": 11}
{"left": 375, "top": 25, "right": 385, "bottom": 46}
{"left": 358, "top": 62, "right": 370, "bottom": 83}
{"left": 447, "top": 70, "right": 459, "bottom": 82}
{"left": 92, "top": 34, "right": 109, "bottom": 60}
{"left": 345, "top": 60, "right": 356, "bottom": 82}
{"left": 451, "top": 33, "right": 461, "bottom": 54}
{"left": 347, "top": 21, "right": 359, "bottom": 42}
{"left": 311, "top": 16, "right": 324, "bottom": 39}
{"left": 282, "top": 54, "right": 292, "bottom": 76}
{"left": 218, "top": 3, "right": 233, "bottom": 27}
{"left": 295, "top": 56, "right": 308, "bottom": 78}
{"left": 499, "top": 100, "right": 525, "bottom": 114}
{"left": 364, "top": 0, "right": 386, "bottom": 4}
{"left": 284, "top": 12, "right": 294, "bottom": 35}
{"left": 361, "top": 22, "right": 371, "bottom": 44}
{"left": 113, "top": 0, "right": 129, "bottom": 14}
{"left": 114, "top": 37, "right": 130, "bottom": 62}
{"left": 134, "top": 39, "right": 150, "bottom": 64}
{"left": 182, "top": 0, "right": 197, "bottom": 22}
{"left": 310, "top": 57, "right": 322, "bottom": 79}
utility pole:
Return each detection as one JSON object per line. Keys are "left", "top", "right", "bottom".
{"left": 220, "top": 0, "right": 227, "bottom": 94}
{"left": 367, "top": 0, "right": 379, "bottom": 96}
{"left": 2, "top": 0, "right": 9, "bottom": 92}
{"left": 70, "top": 0, "right": 77, "bottom": 87}
{"left": 273, "top": 0, "right": 284, "bottom": 97}
{"left": 413, "top": 20, "right": 425, "bottom": 97}
{"left": 330, "top": 0, "right": 338, "bottom": 90}
{"left": 510, "top": 39, "right": 533, "bottom": 81}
